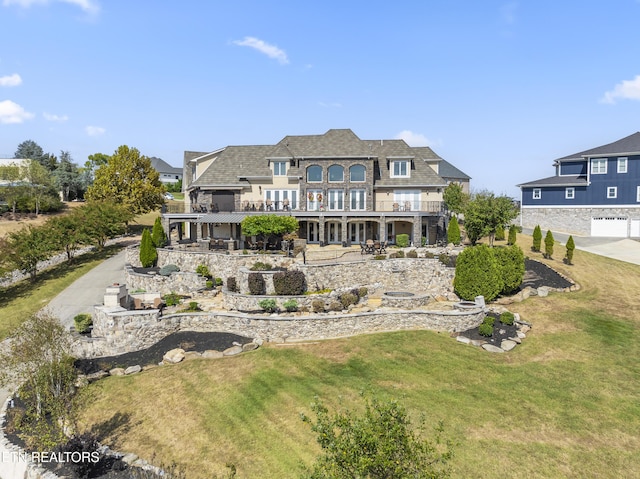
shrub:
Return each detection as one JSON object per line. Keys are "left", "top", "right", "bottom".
{"left": 248, "top": 272, "right": 266, "bottom": 295}
{"left": 374, "top": 254, "right": 386, "bottom": 260}
{"left": 358, "top": 287, "right": 368, "bottom": 298}
{"left": 389, "top": 250, "right": 405, "bottom": 259}
{"left": 479, "top": 322, "right": 494, "bottom": 337}
{"left": 215, "top": 277, "right": 223, "bottom": 286}
{"left": 250, "top": 261, "right": 273, "bottom": 271}
{"left": 159, "top": 264, "right": 180, "bottom": 276}
{"left": 565, "top": 235, "right": 575, "bottom": 264}
{"left": 508, "top": 225, "right": 517, "bottom": 245}
{"left": 328, "top": 300, "right": 343, "bottom": 312}
{"left": 139, "top": 229, "right": 157, "bottom": 268}
{"left": 73, "top": 313, "right": 92, "bottom": 334}
{"left": 312, "top": 299, "right": 325, "bottom": 313}
{"left": 187, "top": 301, "right": 200, "bottom": 311}
{"left": 258, "top": 298, "right": 278, "bottom": 313}
{"left": 283, "top": 299, "right": 298, "bottom": 312}
{"left": 227, "top": 277, "right": 238, "bottom": 293}
{"left": 273, "top": 270, "right": 306, "bottom": 295}
{"left": 206, "top": 280, "right": 214, "bottom": 289}
{"left": 453, "top": 244, "right": 503, "bottom": 301}
{"left": 421, "top": 236, "right": 427, "bottom": 246}
{"left": 447, "top": 216, "right": 461, "bottom": 245}
{"left": 340, "top": 293, "right": 358, "bottom": 309}
{"left": 438, "top": 254, "right": 451, "bottom": 266}
{"left": 500, "top": 311, "right": 515, "bottom": 325}
{"left": 406, "top": 249, "right": 418, "bottom": 258}
{"left": 544, "top": 230, "right": 555, "bottom": 259}
{"left": 494, "top": 245, "right": 525, "bottom": 295}
{"left": 163, "top": 292, "right": 181, "bottom": 306}
{"left": 532, "top": 225, "right": 542, "bottom": 252}
{"left": 151, "top": 216, "right": 167, "bottom": 248}
{"left": 424, "top": 251, "right": 435, "bottom": 259}
{"left": 196, "top": 264, "right": 211, "bottom": 278}
{"left": 483, "top": 316, "right": 495, "bottom": 327}
{"left": 396, "top": 234, "right": 410, "bottom": 248}
{"left": 495, "top": 226, "right": 505, "bottom": 241}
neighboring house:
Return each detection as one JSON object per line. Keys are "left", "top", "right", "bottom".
{"left": 518, "top": 131, "right": 640, "bottom": 237}
{"left": 163, "top": 129, "right": 469, "bottom": 247}
{"left": 0, "top": 158, "right": 29, "bottom": 186}
{"left": 150, "top": 157, "right": 182, "bottom": 185}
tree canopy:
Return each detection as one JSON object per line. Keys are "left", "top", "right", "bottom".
{"left": 85, "top": 145, "right": 164, "bottom": 216}
{"left": 241, "top": 215, "right": 299, "bottom": 249}
{"left": 463, "top": 191, "right": 518, "bottom": 246}
{"left": 443, "top": 182, "right": 469, "bottom": 215}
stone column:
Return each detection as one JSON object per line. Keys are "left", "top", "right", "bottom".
{"left": 412, "top": 215, "right": 421, "bottom": 246}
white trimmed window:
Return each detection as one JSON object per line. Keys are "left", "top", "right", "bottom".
{"left": 565, "top": 187, "right": 575, "bottom": 199}
{"left": 328, "top": 189, "right": 344, "bottom": 211}
{"left": 349, "top": 164, "right": 366, "bottom": 182}
{"left": 391, "top": 160, "right": 410, "bottom": 178}
{"left": 273, "top": 161, "right": 287, "bottom": 176}
{"left": 265, "top": 189, "right": 298, "bottom": 210}
{"left": 607, "top": 186, "right": 617, "bottom": 199}
{"left": 591, "top": 159, "right": 607, "bottom": 174}
{"left": 533, "top": 188, "right": 541, "bottom": 200}
{"left": 617, "top": 157, "right": 628, "bottom": 173}
{"left": 350, "top": 189, "right": 366, "bottom": 210}
{"left": 307, "top": 165, "right": 322, "bottom": 182}
{"left": 328, "top": 165, "right": 344, "bottom": 182}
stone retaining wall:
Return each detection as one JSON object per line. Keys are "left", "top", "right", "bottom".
{"left": 222, "top": 288, "right": 372, "bottom": 313}
{"left": 124, "top": 265, "right": 206, "bottom": 295}
{"left": 521, "top": 206, "right": 640, "bottom": 236}
{"left": 74, "top": 305, "right": 485, "bottom": 359}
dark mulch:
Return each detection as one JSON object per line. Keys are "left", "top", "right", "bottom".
{"left": 521, "top": 258, "right": 573, "bottom": 290}
{"left": 459, "top": 312, "right": 518, "bottom": 346}
{"left": 75, "top": 331, "right": 253, "bottom": 375}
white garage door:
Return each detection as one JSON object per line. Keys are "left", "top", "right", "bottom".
{"left": 591, "top": 217, "right": 628, "bottom": 237}
{"left": 630, "top": 219, "right": 640, "bottom": 238}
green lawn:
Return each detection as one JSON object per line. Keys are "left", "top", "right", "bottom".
{"left": 78, "top": 242, "right": 640, "bottom": 479}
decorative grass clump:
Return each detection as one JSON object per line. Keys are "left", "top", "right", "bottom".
{"left": 500, "top": 311, "right": 515, "bottom": 325}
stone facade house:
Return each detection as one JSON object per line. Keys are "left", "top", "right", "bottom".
{"left": 518, "top": 132, "right": 640, "bottom": 237}
{"left": 162, "top": 129, "right": 469, "bottom": 247}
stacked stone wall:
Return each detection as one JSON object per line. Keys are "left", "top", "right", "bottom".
{"left": 521, "top": 206, "right": 640, "bottom": 236}
{"left": 124, "top": 265, "right": 206, "bottom": 295}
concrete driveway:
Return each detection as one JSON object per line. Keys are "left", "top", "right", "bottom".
{"left": 521, "top": 228, "right": 640, "bottom": 266}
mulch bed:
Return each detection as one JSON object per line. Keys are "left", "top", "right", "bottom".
{"left": 459, "top": 312, "right": 518, "bottom": 346}
{"left": 521, "top": 258, "right": 573, "bottom": 290}
{"left": 75, "top": 331, "right": 253, "bottom": 375}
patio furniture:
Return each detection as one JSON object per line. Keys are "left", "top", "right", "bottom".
{"left": 392, "top": 202, "right": 399, "bottom": 211}
{"left": 365, "top": 239, "right": 375, "bottom": 254}
{"left": 378, "top": 241, "right": 388, "bottom": 254}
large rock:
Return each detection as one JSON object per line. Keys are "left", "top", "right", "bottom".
{"left": 223, "top": 345, "right": 243, "bottom": 356}
{"left": 109, "top": 367, "right": 125, "bottom": 376}
{"left": 87, "top": 370, "right": 109, "bottom": 382}
{"left": 242, "top": 342, "right": 259, "bottom": 352}
{"left": 202, "top": 350, "right": 224, "bottom": 359}
{"left": 482, "top": 344, "right": 504, "bottom": 353}
{"left": 500, "top": 340, "right": 518, "bottom": 351}
{"left": 163, "top": 348, "right": 185, "bottom": 364}
{"left": 184, "top": 351, "right": 202, "bottom": 361}
{"left": 125, "top": 365, "right": 142, "bottom": 375}
{"left": 456, "top": 335, "right": 471, "bottom": 344}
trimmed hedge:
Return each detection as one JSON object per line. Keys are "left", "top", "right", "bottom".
{"left": 453, "top": 244, "right": 503, "bottom": 301}
{"left": 396, "top": 234, "right": 410, "bottom": 248}
{"left": 494, "top": 245, "right": 525, "bottom": 295}
{"left": 248, "top": 272, "right": 266, "bottom": 295}
{"left": 273, "top": 270, "right": 306, "bottom": 295}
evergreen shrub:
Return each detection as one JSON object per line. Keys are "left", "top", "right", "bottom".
{"left": 159, "top": 264, "right": 179, "bottom": 276}
{"left": 396, "top": 234, "right": 410, "bottom": 247}
{"left": 495, "top": 226, "right": 505, "bottom": 241}
{"left": 151, "top": 217, "right": 167, "bottom": 247}
{"left": 139, "top": 229, "right": 157, "bottom": 268}
{"left": 447, "top": 217, "right": 461, "bottom": 245}
{"left": 494, "top": 245, "right": 525, "bottom": 295}
{"left": 564, "top": 235, "right": 575, "bottom": 264}
{"left": 479, "top": 322, "right": 494, "bottom": 337}
{"left": 283, "top": 299, "right": 298, "bottom": 312}
{"left": 453, "top": 244, "right": 503, "bottom": 301}
{"left": 312, "top": 299, "right": 325, "bottom": 313}
{"left": 406, "top": 249, "right": 418, "bottom": 258}
{"left": 196, "top": 264, "right": 211, "bottom": 278}
{"left": 532, "top": 225, "right": 542, "bottom": 252}
{"left": 508, "top": 225, "right": 517, "bottom": 245}
{"left": 544, "top": 230, "right": 555, "bottom": 259}
{"left": 340, "top": 293, "right": 358, "bottom": 309}
{"left": 273, "top": 270, "right": 306, "bottom": 295}
{"left": 258, "top": 298, "right": 278, "bottom": 313}
{"left": 250, "top": 261, "right": 273, "bottom": 271}
{"left": 500, "top": 311, "right": 515, "bottom": 325}
{"left": 73, "top": 313, "right": 92, "bottom": 334}
{"left": 227, "top": 277, "right": 238, "bottom": 293}
{"left": 248, "top": 273, "right": 266, "bottom": 295}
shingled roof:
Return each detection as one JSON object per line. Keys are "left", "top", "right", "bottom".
{"left": 516, "top": 175, "right": 588, "bottom": 188}
{"left": 557, "top": 131, "right": 640, "bottom": 161}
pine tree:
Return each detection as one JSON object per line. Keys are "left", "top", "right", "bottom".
{"left": 544, "top": 230, "right": 554, "bottom": 259}
{"left": 139, "top": 229, "right": 157, "bottom": 267}
{"left": 447, "top": 216, "right": 461, "bottom": 245}
{"left": 151, "top": 216, "right": 167, "bottom": 248}
{"left": 565, "top": 235, "right": 575, "bottom": 264}
{"left": 508, "top": 224, "right": 517, "bottom": 245}
{"left": 532, "top": 225, "right": 542, "bottom": 252}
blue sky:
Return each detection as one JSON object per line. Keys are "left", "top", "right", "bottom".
{"left": 2, "top": 0, "right": 640, "bottom": 198}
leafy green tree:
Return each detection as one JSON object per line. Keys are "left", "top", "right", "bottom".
{"left": 462, "top": 191, "right": 518, "bottom": 246}
{"left": 78, "top": 202, "right": 131, "bottom": 248}
{"left": 0, "top": 161, "right": 24, "bottom": 215}
{"left": 22, "top": 160, "right": 54, "bottom": 215}
{"left": 565, "top": 235, "right": 575, "bottom": 264}
{"left": 151, "top": 216, "right": 167, "bottom": 248}
{"left": 47, "top": 213, "right": 87, "bottom": 262}
{"left": 83, "top": 152, "right": 110, "bottom": 182}
{"left": 241, "top": 215, "right": 299, "bottom": 250}
{"left": 53, "top": 150, "right": 83, "bottom": 201}
{"left": 494, "top": 245, "right": 525, "bottom": 295}
{"left": 0, "top": 311, "right": 80, "bottom": 449}
{"left": 443, "top": 182, "right": 468, "bottom": 216}
{"left": 453, "top": 244, "right": 503, "bottom": 301}
{"left": 495, "top": 226, "right": 505, "bottom": 241}
{"left": 14, "top": 139, "right": 47, "bottom": 167}
{"left": 6, "top": 224, "right": 56, "bottom": 280}
{"left": 544, "top": 230, "right": 555, "bottom": 259}
{"left": 447, "top": 216, "right": 461, "bottom": 245}
{"left": 140, "top": 229, "right": 157, "bottom": 267}
{"left": 301, "top": 395, "right": 454, "bottom": 479}
{"left": 508, "top": 224, "right": 517, "bottom": 245}
{"left": 85, "top": 145, "right": 164, "bottom": 217}
{"left": 532, "top": 225, "right": 542, "bottom": 252}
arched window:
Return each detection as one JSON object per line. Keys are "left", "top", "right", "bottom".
{"left": 349, "top": 164, "right": 366, "bottom": 182}
{"left": 307, "top": 165, "right": 322, "bottom": 183}
{"left": 328, "top": 165, "right": 344, "bottom": 182}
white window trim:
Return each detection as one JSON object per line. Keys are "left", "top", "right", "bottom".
{"left": 349, "top": 189, "right": 366, "bottom": 211}
{"left": 327, "top": 189, "right": 345, "bottom": 211}
{"left": 533, "top": 188, "right": 541, "bottom": 200}
{"left": 617, "top": 157, "right": 628, "bottom": 174}
{"left": 306, "top": 165, "right": 323, "bottom": 183}
{"left": 565, "top": 187, "right": 575, "bottom": 199}
{"left": 637, "top": 186, "right": 640, "bottom": 203}
{"left": 591, "top": 158, "right": 607, "bottom": 175}
{"left": 273, "top": 161, "right": 287, "bottom": 176}
{"left": 390, "top": 160, "right": 410, "bottom": 178}
{"left": 328, "top": 165, "right": 344, "bottom": 183}
{"left": 349, "top": 165, "right": 366, "bottom": 183}
{"left": 607, "top": 186, "right": 617, "bottom": 199}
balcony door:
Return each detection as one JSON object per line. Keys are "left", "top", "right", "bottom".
{"left": 393, "top": 190, "right": 420, "bottom": 211}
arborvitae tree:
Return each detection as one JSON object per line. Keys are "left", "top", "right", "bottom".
{"left": 494, "top": 245, "right": 525, "bottom": 295}
{"left": 544, "top": 230, "right": 555, "bottom": 259}
{"left": 453, "top": 244, "right": 503, "bottom": 302}
{"left": 151, "top": 216, "right": 167, "bottom": 248}
{"left": 565, "top": 235, "right": 575, "bottom": 264}
{"left": 532, "top": 225, "right": 542, "bottom": 252}
{"left": 139, "top": 229, "right": 157, "bottom": 267}
{"left": 495, "top": 226, "right": 505, "bottom": 241}
{"left": 447, "top": 216, "right": 461, "bottom": 245}
{"left": 508, "top": 224, "right": 517, "bottom": 245}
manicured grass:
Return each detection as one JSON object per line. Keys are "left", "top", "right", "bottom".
{"left": 78, "top": 236, "right": 640, "bottom": 479}
{"left": 0, "top": 244, "right": 124, "bottom": 340}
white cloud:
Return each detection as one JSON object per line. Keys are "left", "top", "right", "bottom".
{"left": 232, "top": 36, "right": 289, "bottom": 65}
{"left": 395, "top": 130, "right": 433, "bottom": 147}
{"left": 2, "top": 0, "right": 99, "bottom": 14}
{"left": 0, "top": 99, "right": 34, "bottom": 124}
{"left": 85, "top": 125, "right": 105, "bottom": 136}
{"left": 0, "top": 73, "right": 22, "bottom": 87}
{"left": 601, "top": 75, "right": 640, "bottom": 104}
{"left": 43, "top": 112, "right": 68, "bottom": 122}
